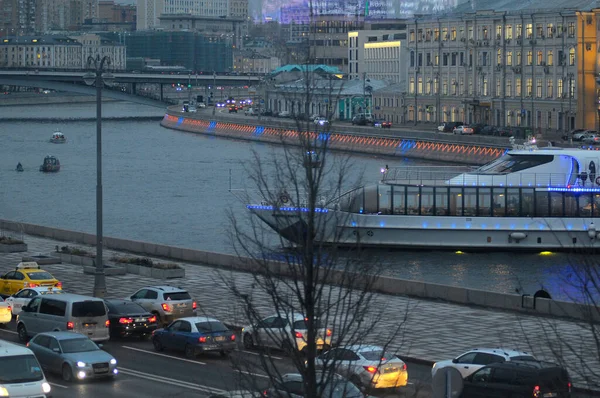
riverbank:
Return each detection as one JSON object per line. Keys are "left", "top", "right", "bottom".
{"left": 0, "top": 92, "right": 118, "bottom": 107}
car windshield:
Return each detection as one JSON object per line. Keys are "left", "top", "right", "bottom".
{"left": 195, "top": 321, "right": 229, "bottom": 333}
{"left": 26, "top": 271, "right": 54, "bottom": 280}
{"left": 0, "top": 354, "right": 44, "bottom": 383}
{"left": 360, "top": 350, "right": 397, "bottom": 361}
{"left": 163, "top": 292, "right": 191, "bottom": 301}
{"left": 60, "top": 338, "right": 99, "bottom": 353}
{"left": 72, "top": 301, "right": 106, "bottom": 317}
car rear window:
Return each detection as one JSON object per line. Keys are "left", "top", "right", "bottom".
{"left": 111, "top": 302, "right": 147, "bottom": 314}
{"left": 163, "top": 292, "right": 191, "bottom": 301}
{"left": 195, "top": 321, "right": 228, "bottom": 333}
{"left": 360, "top": 350, "right": 397, "bottom": 361}
{"left": 26, "top": 271, "right": 54, "bottom": 280}
{"left": 292, "top": 319, "right": 323, "bottom": 330}
{"left": 512, "top": 355, "right": 536, "bottom": 361}
{"left": 72, "top": 301, "right": 106, "bottom": 317}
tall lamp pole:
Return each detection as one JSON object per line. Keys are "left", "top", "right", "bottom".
{"left": 83, "top": 55, "right": 114, "bottom": 298}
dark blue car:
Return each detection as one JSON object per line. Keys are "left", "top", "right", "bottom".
{"left": 152, "top": 316, "right": 237, "bottom": 358}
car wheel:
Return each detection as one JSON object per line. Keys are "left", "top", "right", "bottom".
{"left": 185, "top": 344, "right": 196, "bottom": 359}
{"left": 152, "top": 336, "right": 164, "bottom": 352}
{"left": 62, "top": 364, "right": 73, "bottom": 382}
{"left": 243, "top": 333, "right": 254, "bottom": 349}
{"left": 17, "top": 324, "right": 28, "bottom": 343}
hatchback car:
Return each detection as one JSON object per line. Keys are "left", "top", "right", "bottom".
{"left": 104, "top": 299, "right": 157, "bottom": 339}
{"left": 264, "top": 372, "right": 365, "bottom": 398}
{"left": 129, "top": 286, "right": 196, "bottom": 326}
{"left": 5, "top": 287, "right": 64, "bottom": 316}
{"left": 462, "top": 360, "right": 572, "bottom": 398}
{"left": 242, "top": 313, "right": 332, "bottom": 354}
{"left": 432, "top": 348, "right": 535, "bottom": 379}
{"left": 152, "top": 316, "right": 236, "bottom": 358}
{"left": 315, "top": 345, "right": 408, "bottom": 390}
{"left": 0, "top": 262, "right": 62, "bottom": 297}
{"left": 453, "top": 125, "right": 474, "bottom": 135}
{"left": 27, "top": 331, "right": 118, "bottom": 382}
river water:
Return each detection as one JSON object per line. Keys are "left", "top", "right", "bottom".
{"left": 0, "top": 101, "right": 591, "bottom": 301}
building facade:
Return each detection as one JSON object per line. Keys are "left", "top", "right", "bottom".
{"left": 404, "top": 4, "right": 597, "bottom": 132}
{"left": 0, "top": 0, "right": 36, "bottom": 35}
{"left": 233, "top": 49, "right": 280, "bottom": 74}
{"left": 36, "top": 0, "right": 99, "bottom": 32}
{"left": 348, "top": 27, "right": 406, "bottom": 82}
{"left": 70, "top": 33, "right": 127, "bottom": 70}
{"left": 99, "top": 1, "right": 136, "bottom": 24}
{"left": 136, "top": 0, "right": 164, "bottom": 30}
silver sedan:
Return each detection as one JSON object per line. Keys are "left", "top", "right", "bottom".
{"left": 27, "top": 331, "right": 118, "bottom": 382}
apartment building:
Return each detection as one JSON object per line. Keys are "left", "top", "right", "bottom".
{"left": 0, "top": 0, "right": 36, "bottom": 35}
{"left": 404, "top": 1, "right": 597, "bottom": 132}
{"left": 136, "top": 0, "right": 164, "bottom": 30}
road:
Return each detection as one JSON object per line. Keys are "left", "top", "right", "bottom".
{"left": 0, "top": 321, "right": 433, "bottom": 398}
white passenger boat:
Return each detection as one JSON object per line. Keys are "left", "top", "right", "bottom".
{"left": 247, "top": 143, "right": 600, "bottom": 251}
{"left": 49, "top": 131, "right": 66, "bottom": 143}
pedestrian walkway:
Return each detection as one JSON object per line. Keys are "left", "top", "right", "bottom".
{"left": 1, "top": 234, "right": 597, "bottom": 391}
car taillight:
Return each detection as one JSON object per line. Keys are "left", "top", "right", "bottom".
{"left": 148, "top": 315, "right": 157, "bottom": 323}
{"left": 533, "top": 385, "right": 540, "bottom": 398}
{"left": 192, "top": 302, "right": 197, "bottom": 310}
{"left": 230, "top": 334, "right": 236, "bottom": 341}
{"left": 198, "top": 336, "right": 207, "bottom": 343}
{"left": 7, "top": 306, "right": 11, "bottom": 312}
{"left": 28, "top": 283, "right": 39, "bottom": 288}
{"left": 161, "top": 303, "right": 171, "bottom": 312}
{"left": 55, "top": 282, "right": 62, "bottom": 288}
{"left": 294, "top": 331, "right": 303, "bottom": 338}
{"left": 26, "top": 342, "right": 29, "bottom": 347}
{"left": 363, "top": 366, "right": 378, "bottom": 374}
{"left": 326, "top": 329, "right": 332, "bottom": 336}
{"left": 568, "top": 382, "right": 572, "bottom": 392}
{"left": 66, "top": 321, "right": 74, "bottom": 330}
{"left": 402, "top": 363, "right": 407, "bottom": 371}
{"left": 119, "top": 317, "right": 133, "bottom": 324}
{"left": 105, "top": 320, "right": 110, "bottom": 327}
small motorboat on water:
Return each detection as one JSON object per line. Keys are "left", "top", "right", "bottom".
{"left": 15, "top": 163, "right": 23, "bottom": 172}
{"left": 39, "top": 156, "right": 60, "bottom": 172}
{"left": 50, "top": 130, "right": 66, "bottom": 143}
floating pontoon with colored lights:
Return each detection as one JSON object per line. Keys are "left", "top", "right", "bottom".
{"left": 247, "top": 145, "right": 600, "bottom": 251}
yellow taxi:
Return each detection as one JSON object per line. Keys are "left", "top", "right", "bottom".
{"left": 0, "top": 262, "right": 62, "bottom": 297}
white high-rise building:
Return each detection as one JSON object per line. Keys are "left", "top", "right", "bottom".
{"left": 137, "top": 0, "right": 164, "bottom": 30}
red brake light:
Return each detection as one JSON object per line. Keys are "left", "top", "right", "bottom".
{"left": 402, "top": 363, "right": 407, "bottom": 371}
{"left": 364, "top": 366, "right": 378, "bottom": 374}
{"left": 230, "top": 334, "right": 236, "bottom": 341}
{"left": 192, "top": 302, "right": 197, "bottom": 310}
{"left": 7, "top": 306, "right": 11, "bottom": 312}
{"left": 119, "top": 317, "right": 133, "bottom": 324}
{"left": 148, "top": 315, "right": 157, "bottom": 323}
{"left": 294, "top": 331, "right": 303, "bottom": 338}
{"left": 55, "top": 282, "right": 62, "bottom": 288}
{"left": 105, "top": 320, "right": 110, "bottom": 327}
{"left": 533, "top": 385, "right": 540, "bottom": 398}
{"left": 26, "top": 342, "right": 29, "bottom": 347}
{"left": 568, "top": 382, "right": 572, "bottom": 392}
{"left": 326, "top": 329, "right": 332, "bottom": 336}
{"left": 198, "top": 336, "right": 207, "bottom": 343}
{"left": 66, "top": 321, "right": 74, "bottom": 330}
{"left": 161, "top": 303, "right": 171, "bottom": 312}
{"left": 28, "top": 283, "right": 39, "bottom": 288}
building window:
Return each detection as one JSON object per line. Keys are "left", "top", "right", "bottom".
{"left": 516, "top": 24, "right": 523, "bottom": 38}
{"left": 547, "top": 50, "right": 553, "bottom": 66}
{"left": 516, "top": 77, "right": 522, "bottom": 96}
{"left": 452, "top": 79, "right": 457, "bottom": 95}
{"left": 434, "top": 28, "right": 440, "bottom": 41}
{"left": 497, "top": 49, "right": 502, "bottom": 65}
{"left": 442, "top": 80, "right": 448, "bottom": 95}
{"left": 558, "top": 78, "right": 563, "bottom": 97}
{"left": 569, "top": 77, "right": 575, "bottom": 97}
{"left": 496, "top": 78, "right": 501, "bottom": 97}
{"left": 451, "top": 28, "right": 457, "bottom": 40}
{"left": 527, "top": 51, "right": 532, "bottom": 66}
{"left": 506, "top": 79, "right": 512, "bottom": 97}
{"left": 516, "top": 51, "right": 522, "bottom": 65}
{"left": 410, "top": 51, "right": 415, "bottom": 67}
{"left": 425, "top": 28, "right": 432, "bottom": 41}
{"left": 536, "top": 24, "right": 543, "bottom": 37}
{"left": 526, "top": 78, "right": 533, "bottom": 96}
{"left": 410, "top": 30, "right": 415, "bottom": 42}
{"left": 482, "top": 51, "right": 488, "bottom": 66}
{"left": 434, "top": 77, "right": 439, "bottom": 94}
{"left": 442, "top": 28, "right": 448, "bottom": 40}
{"left": 427, "top": 80, "right": 432, "bottom": 94}
{"left": 537, "top": 51, "right": 543, "bottom": 65}
{"left": 468, "top": 27, "right": 474, "bottom": 40}
{"left": 410, "top": 77, "right": 415, "bottom": 94}
{"left": 547, "top": 24, "right": 554, "bottom": 38}
{"left": 547, "top": 111, "right": 552, "bottom": 128}
{"left": 536, "top": 78, "right": 542, "bottom": 98}
{"left": 418, "top": 77, "right": 423, "bottom": 94}
{"left": 483, "top": 77, "right": 488, "bottom": 96}
{"left": 506, "top": 51, "right": 513, "bottom": 66}
{"left": 496, "top": 25, "right": 502, "bottom": 39}
{"left": 569, "top": 48, "right": 575, "bottom": 65}
{"left": 482, "top": 26, "right": 489, "bottom": 40}
{"left": 547, "top": 79, "right": 553, "bottom": 98}
{"left": 568, "top": 22, "right": 575, "bottom": 37}
{"left": 526, "top": 24, "right": 533, "bottom": 38}
{"left": 506, "top": 25, "right": 513, "bottom": 39}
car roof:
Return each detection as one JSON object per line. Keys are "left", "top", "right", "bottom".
{"left": 465, "top": 348, "right": 533, "bottom": 358}
{"left": 146, "top": 285, "right": 187, "bottom": 292}
{"left": 0, "top": 339, "right": 35, "bottom": 356}
{"left": 37, "top": 331, "right": 91, "bottom": 340}
{"left": 35, "top": 292, "right": 104, "bottom": 301}
{"left": 177, "top": 316, "right": 222, "bottom": 324}
{"left": 345, "top": 345, "right": 386, "bottom": 353}
{"left": 104, "top": 298, "right": 138, "bottom": 305}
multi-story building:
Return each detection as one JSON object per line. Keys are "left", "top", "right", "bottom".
{"left": 0, "top": 34, "right": 125, "bottom": 70}
{"left": 233, "top": 49, "right": 280, "bottom": 74}
{"left": 158, "top": 14, "right": 245, "bottom": 49}
{"left": 34, "top": 0, "right": 99, "bottom": 32}
{"left": 99, "top": 0, "right": 136, "bottom": 24}
{"left": 404, "top": 3, "right": 597, "bottom": 132}
{"left": 228, "top": 0, "right": 248, "bottom": 19}
{"left": 136, "top": 0, "right": 164, "bottom": 30}
{"left": 0, "top": 0, "right": 36, "bottom": 35}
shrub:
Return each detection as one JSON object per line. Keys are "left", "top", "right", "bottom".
{"left": 60, "top": 245, "right": 94, "bottom": 257}
{"left": 0, "top": 236, "right": 25, "bottom": 245}
{"left": 110, "top": 256, "right": 181, "bottom": 269}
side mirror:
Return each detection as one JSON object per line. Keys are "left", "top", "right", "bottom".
{"left": 452, "top": 358, "right": 458, "bottom": 364}
{"left": 98, "top": 343, "right": 103, "bottom": 349}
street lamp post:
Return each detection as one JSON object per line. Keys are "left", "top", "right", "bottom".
{"left": 83, "top": 55, "right": 114, "bottom": 298}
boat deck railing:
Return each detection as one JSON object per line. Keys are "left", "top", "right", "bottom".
{"left": 382, "top": 166, "right": 579, "bottom": 188}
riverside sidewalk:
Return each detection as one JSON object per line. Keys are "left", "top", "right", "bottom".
{"left": 1, "top": 234, "right": 597, "bottom": 391}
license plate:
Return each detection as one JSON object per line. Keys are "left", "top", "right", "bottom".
{"left": 83, "top": 323, "right": 96, "bottom": 327}
{"left": 135, "top": 318, "right": 145, "bottom": 323}
{"left": 543, "top": 393, "right": 558, "bottom": 398}
{"left": 384, "top": 367, "right": 398, "bottom": 374}
{"left": 215, "top": 336, "right": 225, "bottom": 342}
{"left": 94, "top": 367, "right": 109, "bottom": 373}
{"left": 204, "top": 344, "right": 218, "bottom": 350}
{"left": 177, "top": 303, "right": 186, "bottom": 308}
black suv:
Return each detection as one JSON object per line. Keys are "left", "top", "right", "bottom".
{"left": 462, "top": 360, "right": 572, "bottom": 398}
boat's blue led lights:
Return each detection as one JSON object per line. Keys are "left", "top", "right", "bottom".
{"left": 351, "top": 221, "right": 357, "bottom": 227}
{"left": 567, "top": 225, "right": 573, "bottom": 230}
{"left": 379, "top": 221, "right": 385, "bottom": 227}
{"left": 539, "top": 224, "right": 545, "bottom": 230}
{"left": 510, "top": 224, "right": 516, "bottom": 229}
{"left": 246, "top": 205, "right": 328, "bottom": 213}
{"left": 495, "top": 224, "right": 501, "bottom": 229}
{"left": 254, "top": 126, "right": 265, "bottom": 136}
{"left": 436, "top": 223, "right": 442, "bottom": 228}
{"left": 548, "top": 187, "right": 600, "bottom": 192}
{"left": 451, "top": 223, "right": 456, "bottom": 229}
{"left": 465, "top": 223, "right": 471, "bottom": 229}
{"left": 422, "top": 222, "right": 428, "bottom": 228}
{"left": 480, "top": 224, "right": 487, "bottom": 229}
{"left": 208, "top": 121, "right": 217, "bottom": 129}
{"left": 524, "top": 224, "right": 529, "bottom": 230}
{"left": 176, "top": 117, "right": 184, "bottom": 126}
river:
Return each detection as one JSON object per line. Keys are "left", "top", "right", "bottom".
{"left": 0, "top": 100, "right": 590, "bottom": 301}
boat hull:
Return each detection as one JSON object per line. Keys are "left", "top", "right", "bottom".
{"left": 249, "top": 207, "right": 600, "bottom": 251}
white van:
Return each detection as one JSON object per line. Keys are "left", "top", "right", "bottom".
{"left": 17, "top": 293, "right": 110, "bottom": 343}
{"left": 0, "top": 339, "right": 52, "bottom": 397}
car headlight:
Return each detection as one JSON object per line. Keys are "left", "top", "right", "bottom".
{"left": 110, "top": 358, "right": 117, "bottom": 365}
{"left": 42, "top": 382, "right": 51, "bottom": 393}
{"left": 432, "top": 363, "right": 437, "bottom": 369}
{"left": 0, "top": 387, "right": 8, "bottom": 397}
{"left": 77, "top": 361, "right": 86, "bottom": 368}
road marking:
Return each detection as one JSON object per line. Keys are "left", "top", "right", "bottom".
{"left": 119, "top": 367, "right": 226, "bottom": 395}
{"left": 49, "top": 382, "right": 69, "bottom": 389}
{"left": 240, "top": 350, "right": 282, "bottom": 360}
{"left": 122, "top": 345, "right": 206, "bottom": 365}
{"left": 0, "top": 328, "right": 17, "bottom": 335}
{"left": 237, "top": 370, "right": 269, "bottom": 379}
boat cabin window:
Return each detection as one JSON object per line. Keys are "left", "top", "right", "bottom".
{"left": 406, "top": 187, "right": 420, "bottom": 215}
{"left": 364, "top": 185, "right": 378, "bottom": 214}
{"left": 379, "top": 185, "right": 392, "bottom": 214}
{"left": 475, "top": 154, "right": 554, "bottom": 174}
{"left": 436, "top": 188, "right": 449, "bottom": 216}
{"left": 492, "top": 189, "right": 506, "bottom": 216}
{"left": 392, "top": 186, "right": 405, "bottom": 215}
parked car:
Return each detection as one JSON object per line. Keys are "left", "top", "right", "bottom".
{"left": 439, "top": 121, "right": 463, "bottom": 132}
{"left": 351, "top": 114, "right": 374, "bottom": 126}
{"left": 582, "top": 133, "right": 600, "bottom": 145}
{"left": 453, "top": 125, "right": 474, "bottom": 135}
{"left": 187, "top": 105, "right": 197, "bottom": 113}
{"left": 562, "top": 128, "right": 586, "bottom": 141}
{"left": 431, "top": 348, "right": 536, "bottom": 379}
{"left": 27, "top": 331, "right": 118, "bottom": 382}
{"left": 314, "top": 117, "right": 329, "bottom": 126}
{"left": 574, "top": 130, "right": 597, "bottom": 141}
{"left": 374, "top": 120, "right": 392, "bottom": 128}
{"left": 242, "top": 313, "right": 332, "bottom": 354}
{"left": 103, "top": 299, "right": 157, "bottom": 339}
{"left": 152, "top": 316, "right": 236, "bottom": 358}
{"left": 5, "top": 286, "right": 63, "bottom": 316}
{"left": 462, "top": 360, "right": 572, "bottom": 398}
{"left": 244, "top": 107, "right": 258, "bottom": 116}
{"left": 129, "top": 286, "right": 197, "bottom": 326}
{"left": 264, "top": 373, "right": 365, "bottom": 398}
{"left": 480, "top": 125, "right": 499, "bottom": 135}
{"left": 198, "top": 102, "right": 207, "bottom": 109}
{"left": 278, "top": 111, "right": 291, "bottom": 118}
{"left": 0, "top": 340, "right": 52, "bottom": 397}
{"left": 470, "top": 123, "right": 487, "bottom": 134}
{"left": 315, "top": 345, "right": 408, "bottom": 390}
{"left": 17, "top": 293, "right": 110, "bottom": 343}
